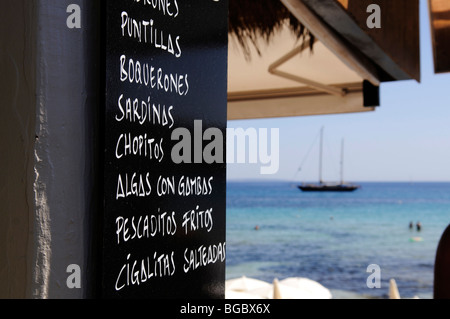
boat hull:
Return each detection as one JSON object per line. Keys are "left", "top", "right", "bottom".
{"left": 298, "top": 184, "right": 359, "bottom": 192}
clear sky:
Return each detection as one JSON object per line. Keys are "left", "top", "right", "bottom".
{"left": 227, "top": 0, "right": 450, "bottom": 182}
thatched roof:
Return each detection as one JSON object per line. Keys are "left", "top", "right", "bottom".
{"left": 229, "top": 0, "right": 315, "bottom": 59}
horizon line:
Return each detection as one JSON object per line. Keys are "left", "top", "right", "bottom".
{"left": 226, "top": 179, "right": 450, "bottom": 183}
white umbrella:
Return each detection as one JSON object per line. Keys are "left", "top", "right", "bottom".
{"left": 225, "top": 276, "right": 272, "bottom": 292}
{"left": 248, "top": 278, "right": 313, "bottom": 299}
{"left": 225, "top": 290, "right": 264, "bottom": 299}
{"left": 280, "top": 277, "right": 332, "bottom": 299}
{"left": 248, "top": 277, "right": 332, "bottom": 299}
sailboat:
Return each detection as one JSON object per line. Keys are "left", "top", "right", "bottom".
{"left": 298, "top": 127, "right": 359, "bottom": 192}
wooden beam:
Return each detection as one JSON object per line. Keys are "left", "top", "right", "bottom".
{"left": 285, "top": 0, "right": 420, "bottom": 82}
{"left": 227, "top": 83, "right": 375, "bottom": 120}
{"left": 429, "top": 0, "right": 450, "bottom": 73}
{"left": 337, "top": 0, "right": 349, "bottom": 9}
{"left": 343, "top": 0, "right": 420, "bottom": 82}
{"left": 280, "top": 0, "right": 381, "bottom": 86}
{"left": 228, "top": 92, "right": 373, "bottom": 120}
{"left": 228, "top": 82, "right": 362, "bottom": 102}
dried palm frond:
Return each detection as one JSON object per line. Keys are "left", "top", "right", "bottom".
{"left": 229, "top": 0, "right": 315, "bottom": 59}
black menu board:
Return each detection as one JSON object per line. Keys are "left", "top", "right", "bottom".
{"left": 101, "top": 0, "right": 228, "bottom": 299}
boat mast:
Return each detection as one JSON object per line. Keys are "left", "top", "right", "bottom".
{"left": 319, "top": 127, "right": 324, "bottom": 184}
{"left": 340, "top": 139, "right": 344, "bottom": 185}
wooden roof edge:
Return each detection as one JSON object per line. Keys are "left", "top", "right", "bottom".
{"left": 286, "top": 0, "right": 421, "bottom": 83}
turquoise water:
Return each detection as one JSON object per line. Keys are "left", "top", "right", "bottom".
{"left": 225, "top": 182, "right": 450, "bottom": 299}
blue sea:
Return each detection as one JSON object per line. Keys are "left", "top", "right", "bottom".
{"left": 225, "top": 181, "right": 450, "bottom": 299}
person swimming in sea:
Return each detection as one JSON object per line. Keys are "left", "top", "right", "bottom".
{"left": 416, "top": 221, "right": 422, "bottom": 231}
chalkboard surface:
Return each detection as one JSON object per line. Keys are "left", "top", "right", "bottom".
{"left": 101, "top": 0, "right": 228, "bottom": 299}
